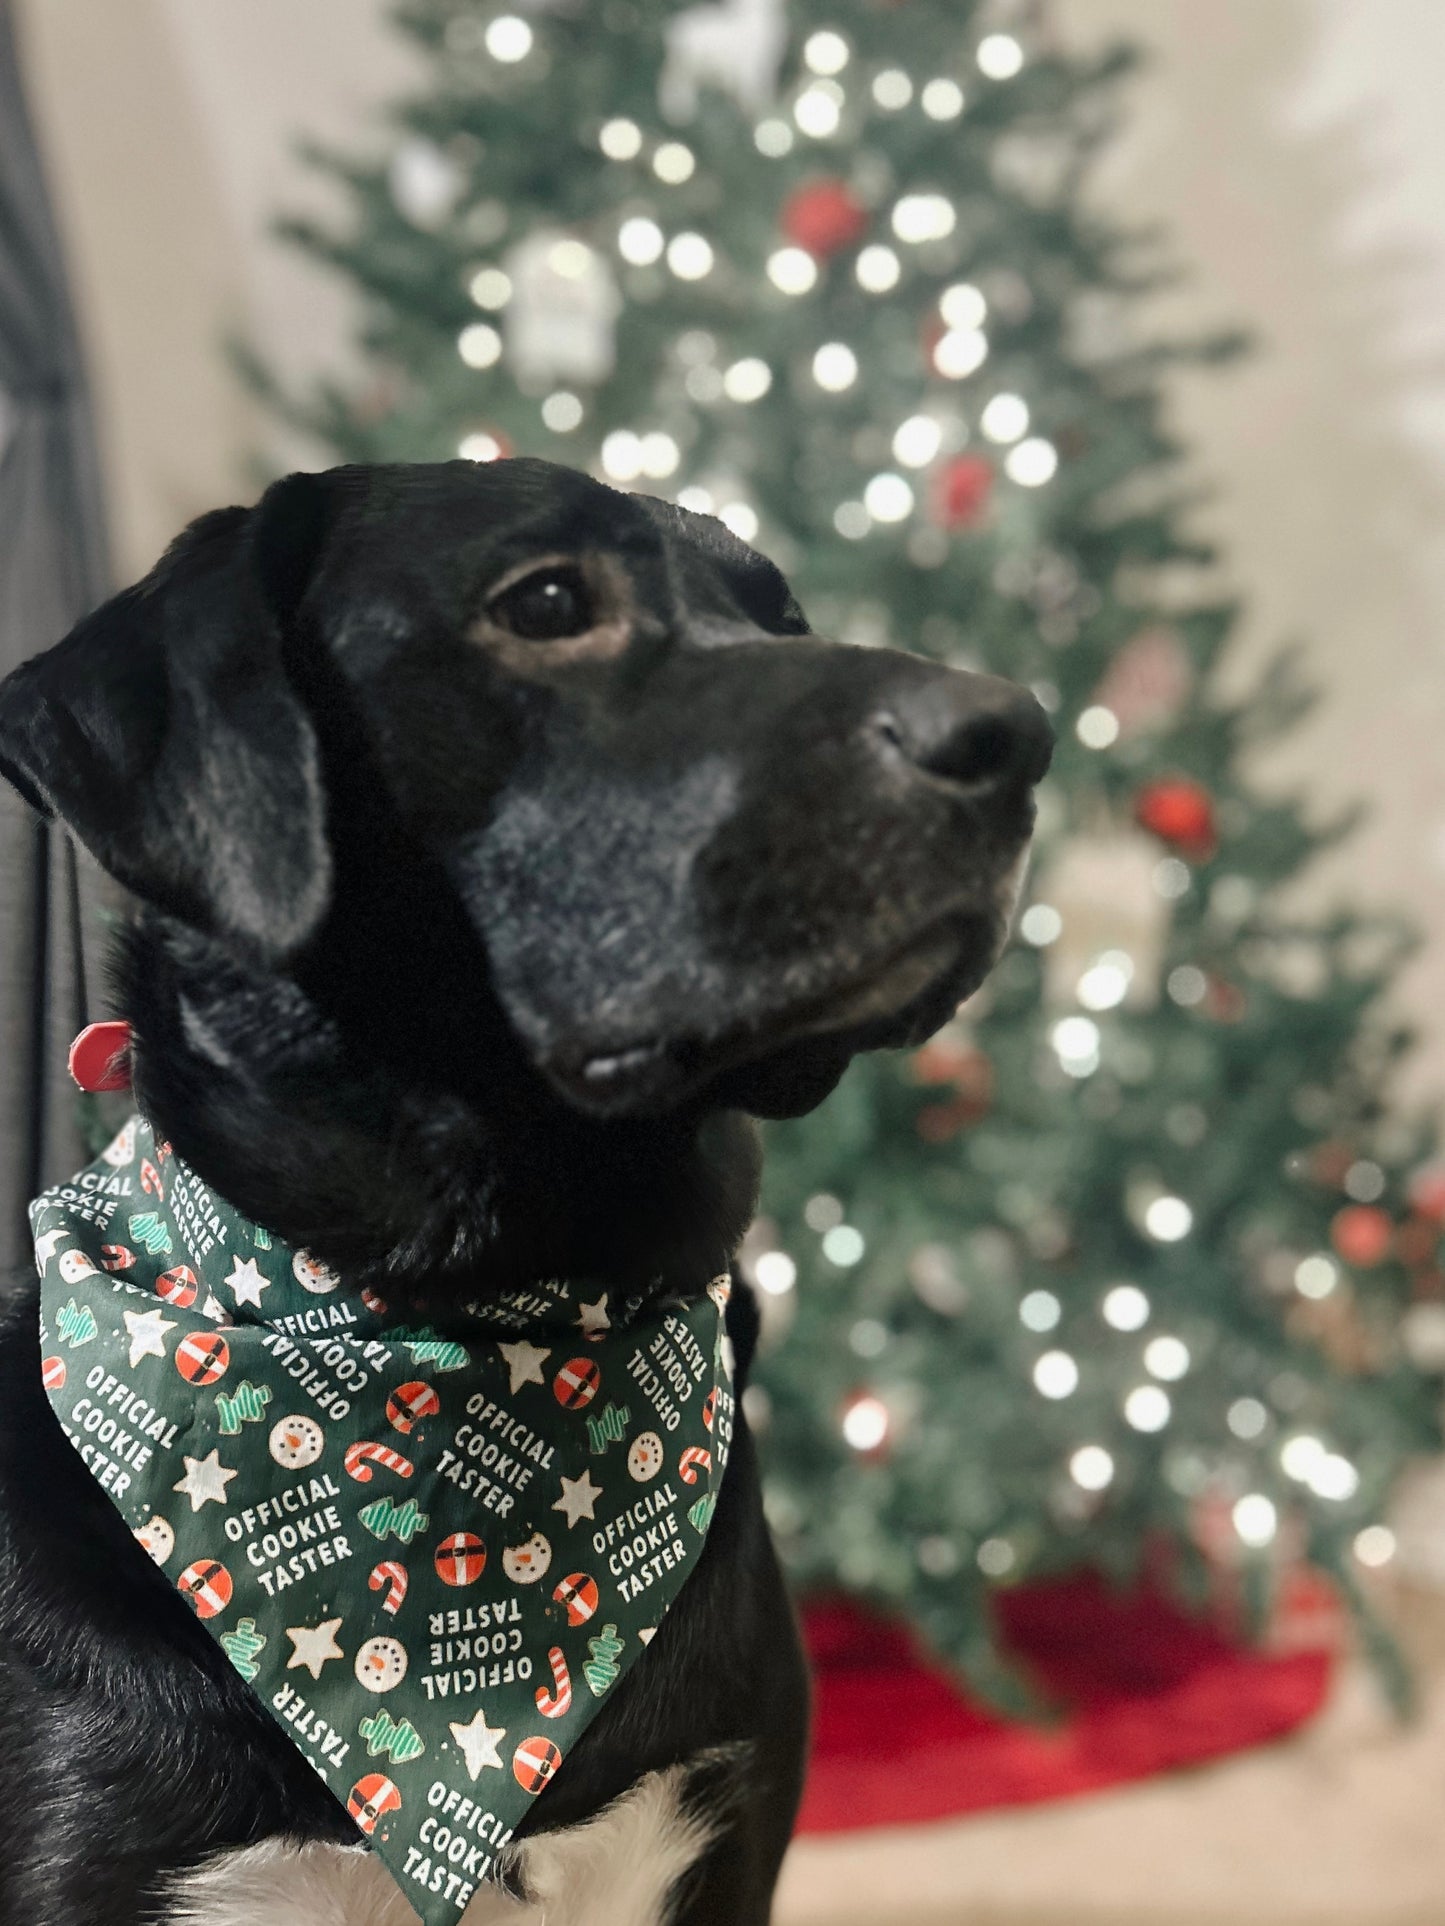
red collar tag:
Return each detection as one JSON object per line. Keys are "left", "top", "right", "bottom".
{"left": 68, "top": 1021, "right": 133, "bottom": 1093}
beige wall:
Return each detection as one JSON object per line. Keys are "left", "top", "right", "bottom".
{"left": 15, "top": 0, "right": 1445, "bottom": 1095}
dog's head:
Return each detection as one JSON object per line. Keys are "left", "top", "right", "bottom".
{"left": 0, "top": 460, "right": 1049, "bottom": 1132}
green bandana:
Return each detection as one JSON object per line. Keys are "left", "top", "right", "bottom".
{"left": 29, "top": 1117, "right": 733, "bottom": 1924}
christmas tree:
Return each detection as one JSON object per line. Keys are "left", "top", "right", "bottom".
{"left": 261, "top": 0, "right": 1444, "bottom": 1704}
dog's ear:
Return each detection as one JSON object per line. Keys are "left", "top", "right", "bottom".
{"left": 0, "top": 469, "right": 339, "bottom": 962}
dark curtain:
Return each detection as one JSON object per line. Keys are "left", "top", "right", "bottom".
{"left": 0, "top": 0, "right": 111, "bottom": 1269}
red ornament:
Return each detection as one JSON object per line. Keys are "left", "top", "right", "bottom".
{"left": 912, "top": 1035, "right": 994, "bottom": 1140}
{"left": 1330, "top": 1204, "right": 1392, "bottom": 1269}
{"left": 1133, "top": 777, "right": 1217, "bottom": 860}
{"left": 1395, "top": 1214, "right": 1439, "bottom": 1269}
{"left": 1408, "top": 1162, "right": 1445, "bottom": 1222}
{"left": 781, "top": 178, "right": 868, "bottom": 259}
{"left": 932, "top": 454, "right": 994, "bottom": 531}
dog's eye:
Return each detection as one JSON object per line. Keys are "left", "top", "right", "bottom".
{"left": 488, "top": 565, "right": 595, "bottom": 642}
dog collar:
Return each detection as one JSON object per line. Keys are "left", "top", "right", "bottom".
{"left": 29, "top": 1116, "right": 733, "bottom": 1924}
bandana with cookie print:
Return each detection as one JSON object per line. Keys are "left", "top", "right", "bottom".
{"left": 30, "top": 1117, "right": 733, "bottom": 1925}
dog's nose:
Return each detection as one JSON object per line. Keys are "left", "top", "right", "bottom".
{"left": 873, "top": 671, "right": 1054, "bottom": 794}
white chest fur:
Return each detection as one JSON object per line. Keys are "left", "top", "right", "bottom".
{"left": 163, "top": 1764, "right": 713, "bottom": 1926}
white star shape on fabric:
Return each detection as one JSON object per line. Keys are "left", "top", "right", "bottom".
{"left": 575, "top": 1293, "right": 611, "bottom": 1339}
{"left": 172, "top": 1448, "right": 237, "bottom": 1512}
{"left": 286, "top": 1617, "right": 345, "bottom": 1681}
{"left": 552, "top": 1467, "right": 603, "bottom": 1528}
{"left": 34, "top": 1227, "right": 67, "bottom": 1267}
{"left": 123, "top": 1305, "right": 176, "bottom": 1368}
{"left": 449, "top": 1706, "right": 506, "bottom": 1779}
{"left": 225, "top": 1255, "right": 270, "bottom": 1309}
{"left": 497, "top": 1338, "right": 550, "bottom": 1395}
{"left": 200, "top": 1292, "right": 229, "bottom": 1325}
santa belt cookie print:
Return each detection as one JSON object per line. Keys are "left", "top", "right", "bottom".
{"left": 29, "top": 1116, "right": 736, "bottom": 1924}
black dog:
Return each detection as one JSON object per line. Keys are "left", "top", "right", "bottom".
{"left": 0, "top": 458, "right": 1050, "bottom": 1926}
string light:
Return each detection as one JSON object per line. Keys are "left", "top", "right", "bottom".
{"left": 1295, "top": 1254, "right": 1339, "bottom": 1300}
{"left": 1019, "top": 1289, "right": 1061, "bottom": 1333}
{"left": 638, "top": 432, "right": 680, "bottom": 478}
{"left": 795, "top": 84, "right": 844, "bottom": 138}
{"left": 653, "top": 142, "right": 696, "bottom": 184}
{"left": 941, "top": 283, "right": 987, "bottom": 329}
{"left": 718, "top": 501, "right": 759, "bottom": 542}
{"left": 1070, "top": 1445, "right": 1114, "bottom": 1490}
{"left": 892, "top": 194, "right": 956, "bottom": 243}
{"left": 1233, "top": 1494, "right": 1277, "bottom": 1547}
{"left": 755, "top": 119, "right": 794, "bottom": 157}
{"left": 617, "top": 217, "right": 664, "bottom": 265}
{"left": 1144, "top": 1196, "right": 1192, "bottom": 1242}
{"left": 850, "top": 1319, "right": 888, "bottom": 1358}
{"left": 893, "top": 415, "right": 942, "bottom": 467}
{"left": 842, "top": 1393, "right": 889, "bottom": 1451}
{"left": 1167, "top": 965, "right": 1206, "bottom": 1006}
{"left": 723, "top": 358, "right": 772, "bottom": 403}
{"left": 767, "top": 248, "right": 818, "bottom": 295}
{"left": 981, "top": 393, "right": 1029, "bottom": 442}
{"left": 822, "top": 1225, "right": 866, "bottom": 1266}
{"left": 1102, "top": 1284, "right": 1149, "bottom": 1331}
{"left": 1227, "top": 1397, "right": 1268, "bottom": 1439}
{"left": 600, "top": 431, "right": 645, "bottom": 481}
{"left": 1076, "top": 705, "right": 1119, "bottom": 748}
{"left": 863, "top": 473, "right": 913, "bottom": 522}
{"left": 1033, "top": 1350, "right": 1078, "bottom": 1398}
{"left": 921, "top": 78, "right": 965, "bottom": 120}
{"left": 484, "top": 14, "right": 532, "bottom": 62}
{"left": 541, "top": 239, "right": 586, "bottom": 280}
{"left": 467, "top": 266, "right": 511, "bottom": 309}
{"left": 805, "top": 1193, "right": 845, "bottom": 1231}
{"left": 803, "top": 29, "right": 850, "bottom": 74}
{"left": 1344, "top": 1160, "right": 1385, "bottom": 1202}
{"left": 1281, "top": 1434, "right": 1325, "bottom": 1481}
{"left": 676, "top": 485, "right": 714, "bottom": 513}
{"left": 598, "top": 118, "right": 642, "bottom": 160}
{"left": 856, "top": 245, "right": 902, "bottom": 293}
{"left": 834, "top": 501, "right": 869, "bottom": 538}
{"left": 1020, "top": 903, "right": 1062, "bottom": 945}
{"left": 1077, "top": 950, "right": 1133, "bottom": 1011}
{"left": 458, "top": 432, "right": 504, "bottom": 462}
{"left": 1124, "top": 1385, "right": 1170, "bottom": 1431}
{"left": 754, "top": 1251, "right": 797, "bottom": 1295}
{"left": 1051, "top": 1016, "right": 1100, "bottom": 1077}
{"left": 813, "top": 342, "right": 859, "bottom": 391}
{"left": 684, "top": 364, "right": 724, "bottom": 402}
{"left": 934, "top": 328, "right": 988, "bottom": 379}
{"left": 1006, "top": 438, "right": 1059, "bottom": 485}
{"left": 1144, "top": 1336, "right": 1190, "bottom": 1380}
{"left": 977, "top": 1537, "right": 1015, "bottom": 1576}
{"left": 1309, "top": 1453, "right": 1359, "bottom": 1501}
{"left": 872, "top": 69, "right": 913, "bottom": 110}
{"left": 1154, "top": 858, "right": 1191, "bottom": 899}
{"left": 541, "top": 391, "right": 583, "bottom": 432}
{"left": 457, "top": 322, "right": 501, "bottom": 368}
{"left": 977, "top": 33, "right": 1024, "bottom": 80}
{"left": 1354, "top": 1525, "right": 1396, "bottom": 1567}
{"left": 667, "top": 233, "right": 714, "bottom": 279}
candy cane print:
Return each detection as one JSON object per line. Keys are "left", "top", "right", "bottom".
{"left": 535, "top": 1646, "right": 572, "bottom": 1719}
{"left": 679, "top": 1445, "right": 712, "bottom": 1485}
{"left": 344, "top": 1441, "right": 416, "bottom": 1483}
{"left": 368, "top": 1560, "right": 408, "bottom": 1615}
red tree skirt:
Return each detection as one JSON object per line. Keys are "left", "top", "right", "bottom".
{"left": 796, "top": 1572, "right": 1334, "bottom": 1834}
